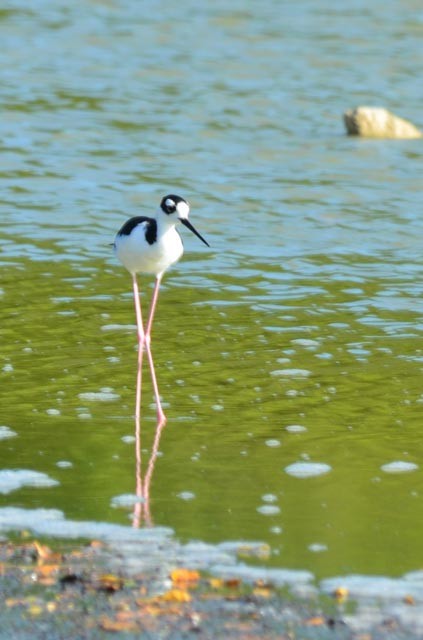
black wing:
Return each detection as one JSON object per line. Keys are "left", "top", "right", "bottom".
{"left": 116, "top": 216, "right": 157, "bottom": 245}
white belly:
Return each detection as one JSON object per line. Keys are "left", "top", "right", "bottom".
{"left": 115, "top": 224, "right": 184, "bottom": 276}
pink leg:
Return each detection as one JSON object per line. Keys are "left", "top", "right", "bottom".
{"left": 133, "top": 274, "right": 144, "bottom": 495}
{"left": 132, "top": 275, "right": 145, "bottom": 421}
{"left": 144, "top": 275, "right": 166, "bottom": 426}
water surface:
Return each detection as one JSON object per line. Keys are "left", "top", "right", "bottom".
{"left": 0, "top": 0, "right": 422, "bottom": 580}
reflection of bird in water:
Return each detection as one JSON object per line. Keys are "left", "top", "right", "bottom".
{"left": 114, "top": 194, "right": 209, "bottom": 426}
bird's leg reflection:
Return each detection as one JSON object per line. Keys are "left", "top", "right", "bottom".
{"left": 132, "top": 404, "right": 166, "bottom": 528}
{"left": 142, "top": 415, "right": 166, "bottom": 524}
{"left": 132, "top": 342, "right": 143, "bottom": 529}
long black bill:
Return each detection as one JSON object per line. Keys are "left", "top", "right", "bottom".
{"left": 180, "top": 218, "right": 210, "bottom": 247}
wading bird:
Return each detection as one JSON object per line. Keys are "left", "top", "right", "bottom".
{"left": 114, "top": 194, "right": 209, "bottom": 426}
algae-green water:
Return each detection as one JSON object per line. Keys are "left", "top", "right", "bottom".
{"left": 0, "top": 0, "right": 422, "bottom": 579}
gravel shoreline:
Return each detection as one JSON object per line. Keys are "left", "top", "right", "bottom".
{"left": 0, "top": 537, "right": 422, "bottom": 639}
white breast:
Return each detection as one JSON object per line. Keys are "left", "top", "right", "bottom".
{"left": 115, "top": 223, "right": 184, "bottom": 276}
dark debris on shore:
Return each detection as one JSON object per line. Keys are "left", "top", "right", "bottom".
{"left": 0, "top": 538, "right": 420, "bottom": 640}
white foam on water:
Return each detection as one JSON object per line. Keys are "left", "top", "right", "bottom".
{"left": 78, "top": 391, "right": 120, "bottom": 402}
{"left": 257, "top": 505, "right": 281, "bottom": 515}
{"left": 0, "top": 470, "right": 59, "bottom": 494}
{"left": 381, "top": 461, "right": 418, "bottom": 474}
{"left": 111, "top": 494, "right": 144, "bottom": 508}
{"left": 0, "top": 426, "right": 17, "bottom": 440}
{"left": 177, "top": 491, "right": 196, "bottom": 501}
{"left": 265, "top": 439, "right": 281, "bottom": 447}
{"left": 101, "top": 324, "right": 136, "bottom": 332}
{"left": 285, "top": 462, "right": 332, "bottom": 478}
{"left": 271, "top": 368, "right": 311, "bottom": 377}
{"left": 285, "top": 424, "right": 307, "bottom": 433}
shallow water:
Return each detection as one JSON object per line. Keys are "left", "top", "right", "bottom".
{"left": 0, "top": 0, "right": 423, "bottom": 580}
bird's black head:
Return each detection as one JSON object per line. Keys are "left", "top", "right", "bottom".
{"left": 160, "top": 194, "right": 188, "bottom": 215}
{"left": 159, "top": 193, "right": 209, "bottom": 247}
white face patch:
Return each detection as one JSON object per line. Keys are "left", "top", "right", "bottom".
{"left": 176, "top": 201, "right": 190, "bottom": 219}
{"left": 165, "top": 198, "right": 176, "bottom": 209}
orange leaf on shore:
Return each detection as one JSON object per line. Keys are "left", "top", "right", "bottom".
{"left": 98, "top": 574, "right": 124, "bottom": 592}
{"left": 6, "top": 598, "right": 23, "bottom": 607}
{"left": 36, "top": 564, "right": 60, "bottom": 577}
{"left": 100, "top": 617, "right": 139, "bottom": 632}
{"left": 252, "top": 587, "right": 271, "bottom": 598}
{"left": 209, "top": 578, "right": 224, "bottom": 589}
{"left": 305, "top": 616, "right": 325, "bottom": 626}
{"left": 33, "top": 541, "right": 53, "bottom": 560}
{"left": 334, "top": 587, "right": 349, "bottom": 602}
{"left": 170, "top": 568, "right": 200, "bottom": 586}
{"left": 90, "top": 540, "right": 105, "bottom": 548}
{"left": 160, "top": 588, "right": 191, "bottom": 603}
{"left": 28, "top": 605, "right": 43, "bottom": 616}
{"left": 224, "top": 578, "right": 241, "bottom": 588}
{"left": 208, "top": 577, "right": 241, "bottom": 590}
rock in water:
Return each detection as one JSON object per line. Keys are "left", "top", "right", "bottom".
{"left": 343, "top": 106, "right": 422, "bottom": 139}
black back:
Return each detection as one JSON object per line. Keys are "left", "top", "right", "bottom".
{"left": 116, "top": 216, "right": 157, "bottom": 245}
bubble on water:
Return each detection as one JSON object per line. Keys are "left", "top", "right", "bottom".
{"left": 285, "top": 425, "right": 307, "bottom": 433}
{"left": 46, "top": 408, "right": 61, "bottom": 416}
{"left": 315, "top": 352, "right": 333, "bottom": 360}
{"left": 381, "top": 461, "right": 418, "bottom": 474}
{"left": 271, "top": 369, "right": 311, "bottom": 378}
{"left": 291, "top": 339, "right": 319, "bottom": 348}
{"left": 111, "top": 494, "right": 144, "bottom": 508}
{"left": 308, "top": 543, "right": 328, "bottom": 553}
{"left": 0, "top": 470, "right": 59, "bottom": 494}
{"left": 177, "top": 491, "right": 196, "bottom": 501}
{"left": 265, "top": 439, "right": 281, "bottom": 448}
{"left": 78, "top": 391, "right": 120, "bottom": 402}
{"left": 78, "top": 413, "right": 92, "bottom": 420}
{"left": 3, "top": 364, "right": 13, "bottom": 373}
{"left": 285, "top": 462, "right": 332, "bottom": 478}
{"left": 121, "top": 435, "right": 135, "bottom": 444}
{"left": 0, "top": 426, "right": 17, "bottom": 440}
{"left": 261, "top": 494, "right": 278, "bottom": 503}
{"left": 101, "top": 324, "right": 135, "bottom": 332}
{"left": 270, "top": 526, "right": 283, "bottom": 534}
{"left": 56, "top": 461, "right": 73, "bottom": 469}
{"left": 257, "top": 505, "right": 280, "bottom": 515}
{"left": 212, "top": 404, "right": 224, "bottom": 411}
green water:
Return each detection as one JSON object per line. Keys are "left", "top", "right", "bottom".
{"left": 0, "top": 0, "right": 423, "bottom": 580}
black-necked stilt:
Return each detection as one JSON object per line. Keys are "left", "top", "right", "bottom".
{"left": 114, "top": 194, "right": 209, "bottom": 426}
